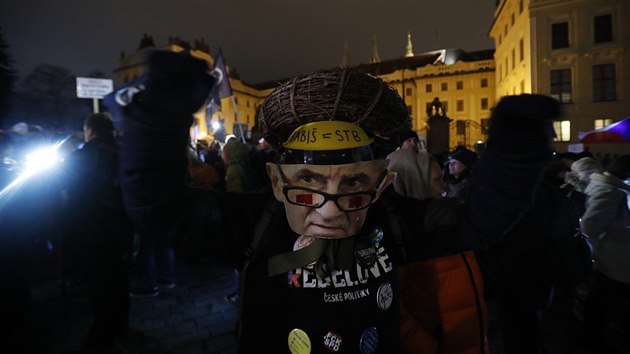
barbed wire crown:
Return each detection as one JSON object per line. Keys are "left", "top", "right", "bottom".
{"left": 257, "top": 69, "right": 411, "bottom": 158}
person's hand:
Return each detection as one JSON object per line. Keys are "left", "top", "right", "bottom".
{"left": 141, "top": 50, "right": 216, "bottom": 117}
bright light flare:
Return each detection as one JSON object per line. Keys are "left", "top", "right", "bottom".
{"left": 24, "top": 146, "right": 60, "bottom": 177}
{"left": 212, "top": 121, "right": 220, "bottom": 130}
{"left": 0, "top": 137, "right": 69, "bottom": 200}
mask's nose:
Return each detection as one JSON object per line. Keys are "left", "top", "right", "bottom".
{"left": 316, "top": 198, "right": 344, "bottom": 219}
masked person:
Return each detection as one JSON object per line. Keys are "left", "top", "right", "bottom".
{"left": 119, "top": 50, "right": 558, "bottom": 353}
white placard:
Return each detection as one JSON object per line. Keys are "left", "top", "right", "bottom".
{"left": 76, "top": 77, "right": 113, "bottom": 99}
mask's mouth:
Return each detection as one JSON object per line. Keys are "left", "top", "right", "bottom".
{"left": 267, "top": 226, "right": 384, "bottom": 278}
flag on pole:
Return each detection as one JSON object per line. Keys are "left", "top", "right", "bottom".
{"left": 205, "top": 48, "right": 233, "bottom": 129}
{"left": 102, "top": 74, "right": 146, "bottom": 131}
{"left": 211, "top": 48, "right": 233, "bottom": 99}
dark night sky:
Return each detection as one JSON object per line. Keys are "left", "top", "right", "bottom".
{"left": 1, "top": 0, "right": 496, "bottom": 85}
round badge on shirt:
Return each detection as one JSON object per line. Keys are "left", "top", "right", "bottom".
{"left": 376, "top": 282, "right": 393, "bottom": 310}
{"left": 323, "top": 330, "right": 343, "bottom": 352}
{"left": 288, "top": 328, "right": 311, "bottom": 354}
{"left": 359, "top": 327, "right": 379, "bottom": 354}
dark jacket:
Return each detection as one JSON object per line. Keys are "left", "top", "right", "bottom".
{"left": 62, "top": 135, "right": 133, "bottom": 267}
{"left": 476, "top": 181, "right": 592, "bottom": 306}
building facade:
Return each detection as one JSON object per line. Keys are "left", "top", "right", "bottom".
{"left": 354, "top": 48, "right": 496, "bottom": 153}
{"left": 113, "top": 36, "right": 496, "bottom": 152}
{"left": 115, "top": 1, "right": 629, "bottom": 153}
{"left": 490, "top": 0, "right": 630, "bottom": 153}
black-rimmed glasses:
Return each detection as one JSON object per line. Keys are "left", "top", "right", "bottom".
{"left": 276, "top": 165, "right": 388, "bottom": 211}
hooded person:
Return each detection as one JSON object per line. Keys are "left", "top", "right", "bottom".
{"left": 120, "top": 50, "right": 558, "bottom": 353}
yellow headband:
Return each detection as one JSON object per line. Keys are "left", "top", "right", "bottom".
{"left": 282, "top": 120, "right": 373, "bottom": 150}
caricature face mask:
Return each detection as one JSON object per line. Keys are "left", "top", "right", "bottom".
{"left": 266, "top": 121, "right": 395, "bottom": 240}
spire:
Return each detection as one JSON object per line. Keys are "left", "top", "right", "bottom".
{"left": 341, "top": 43, "right": 349, "bottom": 69}
{"left": 405, "top": 31, "right": 414, "bottom": 58}
{"left": 371, "top": 35, "right": 381, "bottom": 63}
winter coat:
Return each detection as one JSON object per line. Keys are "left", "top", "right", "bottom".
{"left": 582, "top": 172, "right": 630, "bottom": 284}
{"left": 388, "top": 149, "right": 488, "bottom": 354}
{"left": 61, "top": 135, "right": 134, "bottom": 272}
{"left": 476, "top": 182, "right": 592, "bottom": 307}
{"left": 387, "top": 149, "right": 433, "bottom": 200}
{"left": 399, "top": 251, "right": 487, "bottom": 354}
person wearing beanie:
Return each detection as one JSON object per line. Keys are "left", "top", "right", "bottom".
{"left": 444, "top": 148, "right": 478, "bottom": 198}
{"left": 119, "top": 50, "right": 559, "bottom": 353}
{"left": 399, "top": 129, "right": 421, "bottom": 152}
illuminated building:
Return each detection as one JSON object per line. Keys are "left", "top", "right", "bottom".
{"left": 115, "top": 0, "right": 629, "bottom": 153}
{"left": 491, "top": 0, "right": 630, "bottom": 152}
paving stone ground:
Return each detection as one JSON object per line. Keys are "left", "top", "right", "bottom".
{"left": 10, "top": 260, "right": 624, "bottom": 354}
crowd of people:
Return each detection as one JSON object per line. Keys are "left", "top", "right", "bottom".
{"left": 1, "top": 48, "right": 629, "bottom": 354}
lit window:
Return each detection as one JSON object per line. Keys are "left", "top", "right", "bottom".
{"left": 594, "top": 118, "right": 613, "bottom": 130}
{"left": 550, "top": 69, "right": 572, "bottom": 103}
{"left": 553, "top": 120, "right": 571, "bottom": 142}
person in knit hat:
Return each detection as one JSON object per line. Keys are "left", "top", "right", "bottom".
{"left": 444, "top": 148, "right": 478, "bottom": 197}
